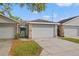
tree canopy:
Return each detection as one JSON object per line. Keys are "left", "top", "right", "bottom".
{"left": 0, "top": 3, "right": 46, "bottom": 20}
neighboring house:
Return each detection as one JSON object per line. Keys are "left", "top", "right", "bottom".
{"left": 0, "top": 14, "right": 19, "bottom": 39}
{"left": 58, "top": 16, "right": 79, "bottom": 37}
{"left": 26, "top": 19, "right": 59, "bottom": 39}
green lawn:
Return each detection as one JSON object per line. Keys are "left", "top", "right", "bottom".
{"left": 9, "top": 40, "right": 42, "bottom": 56}
{"left": 62, "top": 37, "right": 79, "bottom": 43}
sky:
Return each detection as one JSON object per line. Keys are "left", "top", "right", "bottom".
{"left": 5, "top": 3, "right": 79, "bottom": 22}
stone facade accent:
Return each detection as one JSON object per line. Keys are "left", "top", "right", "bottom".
{"left": 28, "top": 23, "right": 32, "bottom": 39}
{"left": 58, "top": 24, "right": 64, "bottom": 37}
{"left": 16, "top": 23, "right": 20, "bottom": 34}
{"left": 14, "top": 23, "right": 20, "bottom": 39}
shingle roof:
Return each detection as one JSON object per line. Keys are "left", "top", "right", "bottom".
{"left": 30, "top": 19, "right": 53, "bottom": 23}
{"left": 58, "top": 16, "right": 79, "bottom": 23}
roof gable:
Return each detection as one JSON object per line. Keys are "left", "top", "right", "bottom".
{"left": 59, "top": 16, "right": 79, "bottom": 24}
{"left": 59, "top": 16, "right": 79, "bottom": 25}
{"left": 0, "top": 14, "right": 18, "bottom": 23}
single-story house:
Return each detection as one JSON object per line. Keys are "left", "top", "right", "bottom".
{"left": 26, "top": 19, "right": 59, "bottom": 39}
{"left": 58, "top": 16, "right": 79, "bottom": 37}
{"left": 0, "top": 14, "right": 59, "bottom": 39}
{"left": 0, "top": 14, "right": 19, "bottom": 39}
{"left": 1, "top": 14, "right": 79, "bottom": 39}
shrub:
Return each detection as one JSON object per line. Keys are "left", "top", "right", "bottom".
{"left": 15, "top": 33, "right": 20, "bottom": 39}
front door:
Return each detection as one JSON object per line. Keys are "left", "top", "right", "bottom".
{"left": 20, "top": 27, "right": 26, "bottom": 38}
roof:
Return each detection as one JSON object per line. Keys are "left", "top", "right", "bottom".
{"left": 27, "top": 19, "right": 59, "bottom": 25}
{"left": 0, "top": 13, "right": 19, "bottom": 23}
{"left": 58, "top": 16, "right": 79, "bottom": 23}
{"left": 30, "top": 19, "right": 53, "bottom": 23}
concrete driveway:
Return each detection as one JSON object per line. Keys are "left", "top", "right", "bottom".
{"left": 34, "top": 38, "right": 79, "bottom": 56}
{"left": 0, "top": 39, "right": 12, "bottom": 56}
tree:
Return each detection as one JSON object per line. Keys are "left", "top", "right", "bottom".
{"left": 8, "top": 11, "right": 20, "bottom": 20}
{"left": 0, "top": 3, "right": 46, "bottom": 20}
{"left": 0, "top": 3, "right": 20, "bottom": 20}
{"left": 19, "top": 3, "right": 46, "bottom": 12}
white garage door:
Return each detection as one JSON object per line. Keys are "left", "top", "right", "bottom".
{"left": 64, "top": 26, "right": 79, "bottom": 37}
{"left": 0, "top": 26, "right": 15, "bottom": 39}
{"left": 32, "top": 24, "right": 55, "bottom": 39}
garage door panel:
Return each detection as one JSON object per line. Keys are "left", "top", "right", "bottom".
{"left": 64, "top": 29, "right": 77, "bottom": 37}
{"left": 0, "top": 27, "right": 15, "bottom": 39}
{"left": 64, "top": 26, "right": 78, "bottom": 37}
{"left": 32, "top": 25, "right": 54, "bottom": 39}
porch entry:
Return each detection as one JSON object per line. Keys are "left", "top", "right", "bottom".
{"left": 20, "top": 27, "right": 28, "bottom": 38}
